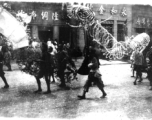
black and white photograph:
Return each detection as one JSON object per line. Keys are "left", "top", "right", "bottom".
{"left": 0, "top": 0, "right": 152, "bottom": 119}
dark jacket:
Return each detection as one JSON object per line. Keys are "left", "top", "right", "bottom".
{"left": 0, "top": 51, "right": 5, "bottom": 75}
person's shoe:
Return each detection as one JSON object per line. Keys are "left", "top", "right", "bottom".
{"left": 3, "top": 85, "right": 9, "bottom": 89}
{"left": 138, "top": 79, "right": 143, "bottom": 82}
{"left": 7, "top": 69, "right": 12, "bottom": 71}
{"left": 101, "top": 93, "right": 107, "bottom": 98}
{"left": 149, "top": 86, "right": 152, "bottom": 90}
{"left": 43, "top": 90, "right": 51, "bottom": 94}
{"left": 133, "top": 82, "right": 136, "bottom": 85}
{"left": 77, "top": 95, "right": 86, "bottom": 99}
{"left": 59, "top": 84, "right": 66, "bottom": 87}
{"left": 34, "top": 89, "right": 42, "bottom": 93}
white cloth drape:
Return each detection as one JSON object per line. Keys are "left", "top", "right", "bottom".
{"left": 0, "top": 6, "right": 29, "bottom": 49}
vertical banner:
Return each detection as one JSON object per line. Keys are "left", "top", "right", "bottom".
{"left": 0, "top": 6, "right": 29, "bottom": 49}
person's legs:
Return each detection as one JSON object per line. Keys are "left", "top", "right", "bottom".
{"left": 78, "top": 73, "right": 92, "bottom": 99}
{"left": 0, "top": 63, "right": 9, "bottom": 88}
{"left": 44, "top": 74, "right": 51, "bottom": 93}
{"left": 134, "top": 65, "right": 139, "bottom": 85}
{"left": 134, "top": 70, "right": 138, "bottom": 85}
{"left": 131, "top": 66, "right": 135, "bottom": 77}
{"left": 7, "top": 62, "right": 12, "bottom": 71}
{"left": 148, "top": 75, "right": 152, "bottom": 90}
{"left": 1, "top": 74, "right": 9, "bottom": 88}
{"left": 138, "top": 65, "right": 143, "bottom": 82}
{"left": 34, "top": 77, "right": 42, "bottom": 93}
{"left": 58, "top": 71, "right": 66, "bottom": 87}
{"left": 95, "top": 77, "right": 107, "bottom": 98}
{"left": 51, "top": 69, "right": 55, "bottom": 83}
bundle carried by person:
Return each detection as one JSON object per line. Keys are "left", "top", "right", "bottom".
{"left": 16, "top": 42, "right": 42, "bottom": 76}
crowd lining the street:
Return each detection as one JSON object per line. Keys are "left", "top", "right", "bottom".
{"left": 0, "top": 38, "right": 152, "bottom": 100}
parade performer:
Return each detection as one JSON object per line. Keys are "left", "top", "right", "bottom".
{"left": 56, "top": 45, "right": 69, "bottom": 88}
{"left": 0, "top": 46, "right": 9, "bottom": 89}
{"left": 4, "top": 47, "right": 12, "bottom": 71}
{"left": 47, "top": 40, "right": 57, "bottom": 83}
{"left": 33, "top": 43, "right": 54, "bottom": 93}
{"left": 130, "top": 50, "right": 135, "bottom": 77}
{"left": 77, "top": 47, "right": 90, "bottom": 75}
{"left": 146, "top": 57, "right": 152, "bottom": 90}
{"left": 78, "top": 47, "right": 107, "bottom": 99}
{"left": 133, "top": 47, "right": 144, "bottom": 85}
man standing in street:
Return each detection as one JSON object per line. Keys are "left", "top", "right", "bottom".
{"left": 0, "top": 46, "right": 9, "bottom": 88}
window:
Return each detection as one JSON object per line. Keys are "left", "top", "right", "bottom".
{"left": 117, "top": 24, "right": 124, "bottom": 41}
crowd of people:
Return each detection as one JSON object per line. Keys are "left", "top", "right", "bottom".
{"left": 3, "top": 37, "right": 152, "bottom": 99}
{"left": 0, "top": 37, "right": 107, "bottom": 99}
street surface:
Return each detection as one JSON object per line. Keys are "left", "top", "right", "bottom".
{"left": 0, "top": 58, "right": 152, "bottom": 120}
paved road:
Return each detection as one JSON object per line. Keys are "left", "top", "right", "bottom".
{"left": 0, "top": 59, "right": 152, "bottom": 120}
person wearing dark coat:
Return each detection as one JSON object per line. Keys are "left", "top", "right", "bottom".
{"left": 77, "top": 46, "right": 100, "bottom": 75}
{"left": 77, "top": 47, "right": 91, "bottom": 75}
{"left": 34, "top": 43, "right": 53, "bottom": 94}
{"left": 56, "top": 45, "right": 69, "bottom": 88}
{"left": 4, "top": 49, "right": 12, "bottom": 71}
{"left": 77, "top": 49, "right": 107, "bottom": 99}
{"left": 0, "top": 49, "right": 9, "bottom": 89}
{"left": 146, "top": 57, "right": 152, "bottom": 90}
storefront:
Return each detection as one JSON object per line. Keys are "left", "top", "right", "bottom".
{"left": 132, "top": 5, "right": 152, "bottom": 39}
{"left": 64, "top": 3, "right": 133, "bottom": 52}
{"left": 92, "top": 4, "right": 132, "bottom": 41}
{"left": 4, "top": 2, "right": 71, "bottom": 44}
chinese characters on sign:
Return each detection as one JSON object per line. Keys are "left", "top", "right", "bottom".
{"left": 110, "top": 7, "right": 117, "bottom": 15}
{"left": 31, "top": 11, "right": 37, "bottom": 20}
{"left": 98, "top": 5, "right": 105, "bottom": 15}
{"left": 136, "top": 17, "right": 152, "bottom": 27}
{"left": 41, "top": 11, "right": 59, "bottom": 21}
{"left": 97, "top": 5, "right": 127, "bottom": 17}
{"left": 52, "top": 12, "right": 59, "bottom": 20}
{"left": 41, "top": 11, "right": 48, "bottom": 20}
{"left": 141, "top": 18, "right": 146, "bottom": 25}
{"left": 120, "top": 7, "right": 127, "bottom": 17}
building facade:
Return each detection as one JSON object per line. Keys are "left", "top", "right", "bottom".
{"left": 68, "top": 3, "right": 133, "bottom": 51}
{"left": 1, "top": 2, "right": 152, "bottom": 52}
{"left": 132, "top": 5, "right": 152, "bottom": 39}
{"left": 2, "top": 2, "right": 71, "bottom": 44}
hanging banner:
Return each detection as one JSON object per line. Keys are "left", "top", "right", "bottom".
{"left": 0, "top": 6, "right": 29, "bottom": 49}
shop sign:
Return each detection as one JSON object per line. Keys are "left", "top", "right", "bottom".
{"left": 135, "top": 17, "right": 152, "bottom": 28}
{"left": 96, "top": 5, "right": 127, "bottom": 17}
{"left": 15, "top": 9, "right": 59, "bottom": 25}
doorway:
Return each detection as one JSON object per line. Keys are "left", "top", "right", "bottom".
{"left": 38, "top": 26, "right": 53, "bottom": 43}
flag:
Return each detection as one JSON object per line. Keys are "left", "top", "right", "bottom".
{"left": 0, "top": 6, "right": 29, "bottom": 49}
